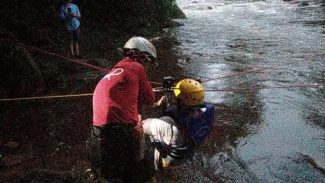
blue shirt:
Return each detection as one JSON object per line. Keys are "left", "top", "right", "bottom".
{"left": 59, "top": 3, "right": 81, "bottom": 31}
{"left": 166, "top": 103, "right": 215, "bottom": 145}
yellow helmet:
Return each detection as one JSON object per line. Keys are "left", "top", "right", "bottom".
{"left": 174, "top": 79, "right": 205, "bottom": 106}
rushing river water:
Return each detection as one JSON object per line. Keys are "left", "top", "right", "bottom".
{"left": 161, "top": 0, "right": 325, "bottom": 182}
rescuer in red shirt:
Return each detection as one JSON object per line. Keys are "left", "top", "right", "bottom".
{"left": 87, "top": 37, "right": 157, "bottom": 182}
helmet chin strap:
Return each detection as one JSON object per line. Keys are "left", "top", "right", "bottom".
{"left": 150, "top": 59, "right": 159, "bottom": 68}
{"left": 152, "top": 57, "right": 159, "bottom": 67}
{"left": 123, "top": 48, "right": 158, "bottom": 67}
{"left": 139, "top": 52, "right": 159, "bottom": 68}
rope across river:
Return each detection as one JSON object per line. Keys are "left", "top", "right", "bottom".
{"left": 1, "top": 84, "right": 323, "bottom": 102}
{"left": 0, "top": 44, "right": 323, "bottom": 102}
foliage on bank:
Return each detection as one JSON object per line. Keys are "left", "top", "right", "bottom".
{"left": 0, "top": 0, "right": 185, "bottom": 97}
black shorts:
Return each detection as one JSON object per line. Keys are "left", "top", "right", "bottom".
{"left": 67, "top": 28, "right": 80, "bottom": 41}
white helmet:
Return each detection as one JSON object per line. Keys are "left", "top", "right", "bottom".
{"left": 124, "top": 37, "right": 157, "bottom": 60}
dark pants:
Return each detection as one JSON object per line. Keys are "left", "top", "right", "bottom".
{"left": 86, "top": 123, "right": 155, "bottom": 183}
{"left": 67, "top": 28, "right": 80, "bottom": 41}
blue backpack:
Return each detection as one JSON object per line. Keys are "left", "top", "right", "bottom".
{"left": 166, "top": 103, "right": 215, "bottom": 145}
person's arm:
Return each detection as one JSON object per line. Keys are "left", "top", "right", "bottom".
{"left": 160, "top": 144, "right": 189, "bottom": 169}
{"left": 153, "top": 95, "right": 166, "bottom": 108}
{"left": 59, "top": 6, "right": 67, "bottom": 19}
{"left": 206, "top": 104, "right": 215, "bottom": 131}
{"left": 66, "top": 5, "right": 81, "bottom": 19}
{"left": 74, "top": 5, "right": 81, "bottom": 19}
{"left": 137, "top": 65, "right": 155, "bottom": 111}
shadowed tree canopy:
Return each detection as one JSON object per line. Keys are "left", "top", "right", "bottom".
{"left": 0, "top": 0, "right": 184, "bottom": 42}
{"left": 0, "top": 0, "right": 184, "bottom": 97}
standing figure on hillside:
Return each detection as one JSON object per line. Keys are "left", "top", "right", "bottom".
{"left": 59, "top": 0, "right": 81, "bottom": 58}
{"left": 142, "top": 79, "right": 215, "bottom": 173}
{"left": 87, "top": 37, "right": 158, "bottom": 182}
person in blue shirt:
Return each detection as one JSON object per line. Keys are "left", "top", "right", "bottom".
{"left": 142, "top": 79, "right": 215, "bottom": 171}
{"left": 59, "top": 0, "right": 81, "bottom": 58}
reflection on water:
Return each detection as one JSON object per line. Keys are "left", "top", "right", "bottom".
{"left": 159, "top": 0, "right": 325, "bottom": 182}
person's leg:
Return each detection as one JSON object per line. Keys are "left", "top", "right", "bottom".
{"left": 86, "top": 127, "right": 102, "bottom": 175}
{"left": 67, "top": 30, "right": 75, "bottom": 57}
{"left": 75, "top": 41, "right": 80, "bottom": 57}
{"left": 70, "top": 40, "right": 74, "bottom": 57}
{"left": 74, "top": 29, "right": 80, "bottom": 58}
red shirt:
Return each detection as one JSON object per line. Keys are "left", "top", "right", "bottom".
{"left": 92, "top": 58, "right": 155, "bottom": 126}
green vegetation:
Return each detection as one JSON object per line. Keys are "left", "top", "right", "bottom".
{"left": 0, "top": 0, "right": 184, "bottom": 97}
{"left": 0, "top": 29, "right": 44, "bottom": 97}
{"left": 0, "top": 1, "right": 185, "bottom": 181}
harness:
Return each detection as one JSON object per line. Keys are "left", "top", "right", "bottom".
{"left": 149, "top": 117, "right": 192, "bottom": 170}
{"left": 91, "top": 123, "right": 135, "bottom": 138}
{"left": 153, "top": 103, "right": 214, "bottom": 169}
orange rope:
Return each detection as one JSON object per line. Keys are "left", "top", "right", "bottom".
{"left": 12, "top": 44, "right": 323, "bottom": 101}
{"left": 1, "top": 84, "right": 323, "bottom": 102}
{"left": 23, "top": 44, "right": 162, "bottom": 85}
{"left": 202, "top": 56, "right": 324, "bottom": 83}
{"left": 0, "top": 93, "right": 93, "bottom": 102}
{"left": 205, "top": 83, "right": 324, "bottom": 92}
{"left": 24, "top": 44, "right": 110, "bottom": 73}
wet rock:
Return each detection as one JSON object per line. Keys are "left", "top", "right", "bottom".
{"left": 321, "top": 0, "right": 325, "bottom": 6}
{"left": 149, "top": 36, "right": 163, "bottom": 43}
{"left": 299, "top": 153, "right": 325, "bottom": 175}
{"left": 298, "top": 1, "right": 309, "bottom": 7}
{"left": 0, "top": 154, "right": 5, "bottom": 171}
{"left": 177, "top": 58, "right": 190, "bottom": 65}
{"left": 169, "top": 3, "right": 186, "bottom": 19}
{"left": 3, "top": 141, "right": 21, "bottom": 149}
{"left": 305, "top": 19, "right": 325, "bottom": 26}
{"left": 162, "top": 20, "right": 185, "bottom": 29}
{"left": 57, "top": 142, "right": 65, "bottom": 146}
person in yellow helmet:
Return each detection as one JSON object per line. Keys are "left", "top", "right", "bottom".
{"left": 142, "top": 79, "right": 215, "bottom": 171}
